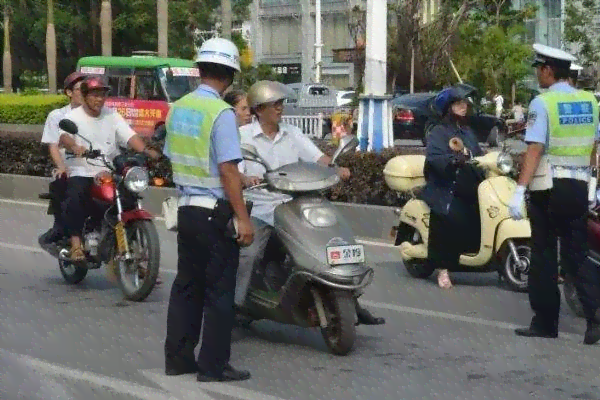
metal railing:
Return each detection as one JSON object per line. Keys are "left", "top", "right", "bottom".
{"left": 251, "top": 114, "right": 325, "bottom": 138}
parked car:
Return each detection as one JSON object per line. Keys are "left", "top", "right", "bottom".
{"left": 336, "top": 90, "right": 355, "bottom": 107}
{"left": 284, "top": 83, "right": 338, "bottom": 138}
{"left": 391, "top": 83, "right": 507, "bottom": 146}
{"left": 77, "top": 52, "right": 201, "bottom": 138}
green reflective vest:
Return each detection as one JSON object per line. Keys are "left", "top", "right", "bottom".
{"left": 539, "top": 90, "right": 599, "bottom": 167}
{"left": 165, "top": 93, "right": 232, "bottom": 188}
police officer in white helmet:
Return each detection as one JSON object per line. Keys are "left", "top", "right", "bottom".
{"left": 163, "top": 37, "right": 254, "bottom": 381}
{"left": 509, "top": 44, "right": 600, "bottom": 345}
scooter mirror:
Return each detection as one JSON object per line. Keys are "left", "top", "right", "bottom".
{"left": 330, "top": 135, "right": 359, "bottom": 165}
{"left": 58, "top": 119, "right": 78, "bottom": 135}
{"left": 241, "top": 143, "right": 272, "bottom": 171}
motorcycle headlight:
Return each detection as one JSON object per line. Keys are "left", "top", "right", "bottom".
{"left": 124, "top": 167, "right": 149, "bottom": 193}
{"left": 497, "top": 152, "right": 514, "bottom": 175}
{"left": 302, "top": 207, "right": 337, "bottom": 228}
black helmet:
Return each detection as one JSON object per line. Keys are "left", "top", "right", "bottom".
{"left": 434, "top": 87, "right": 469, "bottom": 116}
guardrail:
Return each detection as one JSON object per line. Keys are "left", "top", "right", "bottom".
{"left": 281, "top": 114, "right": 324, "bottom": 138}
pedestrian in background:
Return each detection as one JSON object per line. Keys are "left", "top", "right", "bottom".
{"left": 224, "top": 89, "right": 252, "bottom": 128}
{"left": 163, "top": 37, "right": 255, "bottom": 382}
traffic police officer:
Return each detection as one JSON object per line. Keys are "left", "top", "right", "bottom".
{"left": 163, "top": 37, "right": 255, "bottom": 382}
{"left": 509, "top": 44, "right": 600, "bottom": 345}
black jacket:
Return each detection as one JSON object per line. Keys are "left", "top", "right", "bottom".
{"left": 420, "top": 118, "right": 484, "bottom": 215}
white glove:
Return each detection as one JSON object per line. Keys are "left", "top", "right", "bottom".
{"left": 508, "top": 185, "right": 526, "bottom": 220}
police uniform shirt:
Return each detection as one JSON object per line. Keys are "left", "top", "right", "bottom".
{"left": 525, "top": 81, "right": 600, "bottom": 179}
{"left": 164, "top": 84, "right": 242, "bottom": 200}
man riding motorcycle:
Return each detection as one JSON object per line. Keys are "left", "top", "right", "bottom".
{"left": 38, "top": 72, "right": 85, "bottom": 247}
{"left": 236, "top": 80, "right": 385, "bottom": 326}
{"left": 59, "top": 76, "right": 161, "bottom": 261}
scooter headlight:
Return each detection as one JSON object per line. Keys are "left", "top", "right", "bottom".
{"left": 124, "top": 167, "right": 149, "bottom": 193}
{"left": 497, "top": 152, "right": 514, "bottom": 175}
{"left": 302, "top": 207, "right": 337, "bottom": 227}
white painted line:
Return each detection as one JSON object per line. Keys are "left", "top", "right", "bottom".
{"left": 356, "top": 238, "right": 396, "bottom": 248}
{"left": 17, "top": 353, "right": 184, "bottom": 400}
{"left": 0, "top": 241, "right": 45, "bottom": 254}
{"left": 360, "top": 300, "right": 581, "bottom": 340}
{"left": 141, "top": 369, "right": 285, "bottom": 400}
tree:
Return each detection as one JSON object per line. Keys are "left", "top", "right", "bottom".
{"left": 565, "top": 0, "right": 600, "bottom": 69}
{"left": 2, "top": 0, "right": 11, "bottom": 92}
{"left": 46, "top": 0, "right": 57, "bottom": 93}
{"left": 231, "top": 32, "right": 281, "bottom": 90}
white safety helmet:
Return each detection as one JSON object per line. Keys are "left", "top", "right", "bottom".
{"left": 195, "top": 38, "right": 241, "bottom": 72}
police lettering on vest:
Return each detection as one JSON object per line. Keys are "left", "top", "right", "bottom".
{"left": 165, "top": 93, "right": 234, "bottom": 188}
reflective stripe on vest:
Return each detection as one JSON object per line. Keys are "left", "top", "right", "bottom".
{"left": 539, "top": 90, "right": 599, "bottom": 167}
{"left": 165, "top": 93, "right": 232, "bottom": 188}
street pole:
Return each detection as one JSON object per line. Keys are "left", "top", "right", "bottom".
{"left": 315, "top": 0, "right": 322, "bottom": 83}
{"left": 560, "top": 0, "right": 565, "bottom": 49}
{"left": 410, "top": 41, "right": 414, "bottom": 94}
{"left": 300, "top": 0, "right": 314, "bottom": 83}
{"left": 221, "top": 0, "right": 232, "bottom": 39}
{"left": 157, "top": 0, "right": 168, "bottom": 57}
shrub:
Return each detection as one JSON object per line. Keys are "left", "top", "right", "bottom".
{"left": 0, "top": 94, "right": 69, "bottom": 124}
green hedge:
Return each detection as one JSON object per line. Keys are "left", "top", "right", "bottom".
{"left": 0, "top": 136, "right": 424, "bottom": 206}
{"left": 0, "top": 94, "right": 69, "bottom": 124}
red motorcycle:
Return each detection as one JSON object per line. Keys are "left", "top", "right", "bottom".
{"left": 563, "top": 206, "right": 600, "bottom": 318}
{"left": 41, "top": 119, "right": 161, "bottom": 302}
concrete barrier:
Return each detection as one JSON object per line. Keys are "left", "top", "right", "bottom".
{"left": 0, "top": 173, "right": 399, "bottom": 244}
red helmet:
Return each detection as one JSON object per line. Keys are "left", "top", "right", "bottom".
{"left": 63, "top": 72, "right": 85, "bottom": 93}
{"left": 80, "top": 76, "right": 111, "bottom": 96}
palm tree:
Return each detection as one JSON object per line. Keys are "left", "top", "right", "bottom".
{"left": 157, "top": 0, "right": 168, "bottom": 57}
{"left": 100, "top": 0, "right": 112, "bottom": 56}
{"left": 2, "top": 0, "right": 12, "bottom": 93}
{"left": 46, "top": 0, "right": 56, "bottom": 94}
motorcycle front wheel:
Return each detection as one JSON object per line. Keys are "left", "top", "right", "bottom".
{"left": 117, "top": 220, "right": 161, "bottom": 302}
{"left": 319, "top": 290, "right": 356, "bottom": 356}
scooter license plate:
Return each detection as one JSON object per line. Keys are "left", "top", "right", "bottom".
{"left": 326, "top": 244, "right": 365, "bottom": 265}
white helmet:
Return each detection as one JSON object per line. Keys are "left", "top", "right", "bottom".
{"left": 195, "top": 38, "right": 241, "bottom": 72}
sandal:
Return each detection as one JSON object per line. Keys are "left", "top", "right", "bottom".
{"left": 70, "top": 246, "right": 86, "bottom": 262}
{"left": 438, "top": 269, "right": 453, "bottom": 289}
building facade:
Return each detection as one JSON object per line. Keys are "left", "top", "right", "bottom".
{"left": 513, "top": 0, "right": 564, "bottom": 47}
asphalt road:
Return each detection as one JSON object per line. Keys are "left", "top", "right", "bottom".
{"left": 0, "top": 199, "right": 599, "bottom": 400}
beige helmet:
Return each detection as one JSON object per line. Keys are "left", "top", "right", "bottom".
{"left": 246, "top": 80, "right": 291, "bottom": 109}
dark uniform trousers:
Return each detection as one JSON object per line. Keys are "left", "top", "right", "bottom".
{"left": 164, "top": 205, "right": 239, "bottom": 375}
{"left": 528, "top": 178, "right": 600, "bottom": 331}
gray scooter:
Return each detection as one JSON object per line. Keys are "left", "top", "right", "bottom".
{"left": 237, "top": 136, "right": 375, "bottom": 356}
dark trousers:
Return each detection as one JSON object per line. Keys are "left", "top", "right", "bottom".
{"left": 528, "top": 178, "right": 600, "bottom": 330}
{"left": 63, "top": 177, "right": 94, "bottom": 238}
{"left": 428, "top": 195, "right": 480, "bottom": 270}
{"left": 48, "top": 175, "right": 68, "bottom": 231}
{"left": 164, "top": 206, "right": 240, "bottom": 375}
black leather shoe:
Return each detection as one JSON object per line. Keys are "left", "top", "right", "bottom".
{"left": 515, "top": 326, "right": 558, "bottom": 339}
{"left": 165, "top": 360, "right": 198, "bottom": 376}
{"left": 356, "top": 305, "right": 386, "bottom": 326}
{"left": 584, "top": 322, "right": 600, "bottom": 345}
{"left": 197, "top": 364, "right": 251, "bottom": 382}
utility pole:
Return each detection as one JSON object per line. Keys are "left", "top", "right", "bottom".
{"left": 157, "top": 0, "right": 168, "bottom": 57}
{"left": 100, "top": 0, "right": 112, "bottom": 56}
{"left": 221, "top": 0, "right": 232, "bottom": 39}
{"left": 300, "top": 0, "right": 315, "bottom": 83}
{"left": 314, "top": 0, "right": 322, "bottom": 83}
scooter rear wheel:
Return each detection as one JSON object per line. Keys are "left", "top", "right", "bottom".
{"left": 500, "top": 240, "right": 530, "bottom": 292}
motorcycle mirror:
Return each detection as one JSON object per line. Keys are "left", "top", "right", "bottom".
{"left": 330, "top": 135, "right": 359, "bottom": 165}
{"left": 241, "top": 143, "right": 272, "bottom": 171}
{"left": 58, "top": 119, "right": 78, "bottom": 135}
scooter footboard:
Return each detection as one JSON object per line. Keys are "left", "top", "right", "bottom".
{"left": 495, "top": 218, "right": 531, "bottom": 252}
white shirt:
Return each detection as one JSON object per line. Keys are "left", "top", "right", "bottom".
{"left": 41, "top": 104, "right": 75, "bottom": 169}
{"left": 494, "top": 94, "right": 504, "bottom": 118}
{"left": 512, "top": 104, "right": 525, "bottom": 122}
{"left": 240, "top": 121, "right": 324, "bottom": 226}
{"left": 59, "top": 107, "right": 137, "bottom": 177}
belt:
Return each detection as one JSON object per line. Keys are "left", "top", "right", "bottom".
{"left": 178, "top": 195, "right": 217, "bottom": 210}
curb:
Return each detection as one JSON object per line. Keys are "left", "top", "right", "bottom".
{"left": 0, "top": 173, "right": 398, "bottom": 243}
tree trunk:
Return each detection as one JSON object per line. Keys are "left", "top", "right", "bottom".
{"left": 157, "top": 0, "right": 168, "bottom": 57}
{"left": 3, "top": 4, "right": 12, "bottom": 93}
{"left": 221, "top": 0, "right": 232, "bottom": 39}
{"left": 100, "top": 0, "right": 112, "bottom": 56}
{"left": 46, "top": 0, "right": 57, "bottom": 94}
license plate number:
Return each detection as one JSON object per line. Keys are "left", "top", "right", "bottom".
{"left": 326, "top": 244, "right": 365, "bottom": 265}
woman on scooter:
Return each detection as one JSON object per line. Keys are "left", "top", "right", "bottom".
{"left": 421, "top": 87, "right": 485, "bottom": 288}
{"left": 224, "top": 89, "right": 252, "bottom": 128}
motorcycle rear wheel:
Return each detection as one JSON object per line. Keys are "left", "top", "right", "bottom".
{"left": 117, "top": 220, "right": 161, "bottom": 302}
{"left": 58, "top": 249, "right": 88, "bottom": 284}
{"left": 320, "top": 290, "right": 356, "bottom": 356}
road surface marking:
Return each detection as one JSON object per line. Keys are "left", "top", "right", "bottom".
{"left": 16, "top": 352, "right": 186, "bottom": 400}
{"left": 0, "top": 241, "right": 46, "bottom": 254}
{"left": 141, "top": 369, "right": 286, "bottom": 400}
{"left": 360, "top": 300, "right": 581, "bottom": 340}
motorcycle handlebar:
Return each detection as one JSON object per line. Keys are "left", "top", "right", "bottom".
{"left": 65, "top": 149, "right": 102, "bottom": 159}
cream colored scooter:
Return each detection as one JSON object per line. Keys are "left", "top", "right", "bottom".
{"left": 383, "top": 141, "right": 532, "bottom": 292}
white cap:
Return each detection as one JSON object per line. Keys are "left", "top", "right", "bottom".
{"left": 195, "top": 38, "right": 241, "bottom": 72}
{"left": 571, "top": 63, "right": 584, "bottom": 71}
{"left": 532, "top": 43, "right": 576, "bottom": 67}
